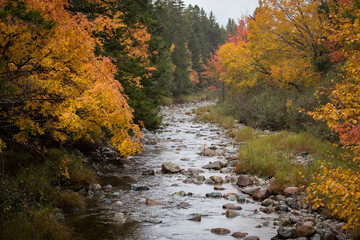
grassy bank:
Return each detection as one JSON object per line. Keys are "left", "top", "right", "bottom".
{"left": 0, "top": 147, "right": 96, "bottom": 239}
{"left": 194, "top": 102, "right": 345, "bottom": 193}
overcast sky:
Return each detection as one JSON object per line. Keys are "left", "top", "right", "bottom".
{"left": 181, "top": 0, "right": 259, "bottom": 27}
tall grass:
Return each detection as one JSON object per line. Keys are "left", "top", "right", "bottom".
{"left": 234, "top": 131, "right": 344, "bottom": 192}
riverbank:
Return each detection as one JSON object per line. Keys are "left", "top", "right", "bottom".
{"left": 194, "top": 102, "right": 355, "bottom": 239}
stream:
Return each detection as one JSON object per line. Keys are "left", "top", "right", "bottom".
{"left": 65, "top": 102, "right": 279, "bottom": 240}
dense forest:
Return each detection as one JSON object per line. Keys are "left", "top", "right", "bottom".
{"left": 0, "top": 0, "right": 360, "bottom": 238}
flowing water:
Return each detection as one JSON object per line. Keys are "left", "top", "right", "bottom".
{"left": 65, "top": 102, "right": 278, "bottom": 240}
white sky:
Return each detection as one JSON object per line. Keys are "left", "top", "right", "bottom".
{"left": 181, "top": 0, "right": 259, "bottom": 27}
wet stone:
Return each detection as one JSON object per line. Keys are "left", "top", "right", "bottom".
{"left": 180, "top": 158, "right": 190, "bottom": 161}
{"left": 130, "top": 184, "right": 150, "bottom": 191}
{"left": 146, "top": 198, "right": 165, "bottom": 206}
{"left": 200, "top": 148, "right": 218, "bottom": 156}
{"left": 214, "top": 186, "right": 226, "bottom": 191}
{"left": 201, "top": 161, "right": 222, "bottom": 170}
{"left": 162, "top": 162, "right": 182, "bottom": 174}
{"left": 172, "top": 191, "right": 186, "bottom": 197}
{"left": 232, "top": 232, "right": 248, "bottom": 238}
{"left": 237, "top": 197, "right": 246, "bottom": 204}
{"left": 225, "top": 209, "right": 239, "bottom": 218}
{"left": 223, "top": 203, "right": 242, "bottom": 210}
{"left": 177, "top": 202, "right": 191, "bottom": 208}
{"left": 227, "top": 195, "right": 237, "bottom": 201}
{"left": 113, "top": 212, "right": 127, "bottom": 223}
{"left": 277, "top": 226, "right": 296, "bottom": 239}
{"left": 295, "top": 221, "right": 316, "bottom": 238}
{"left": 187, "top": 215, "right": 201, "bottom": 222}
{"left": 236, "top": 174, "right": 254, "bottom": 187}
{"left": 262, "top": 198, "right": 275, "bottom": 207}
{"left": 243, "top": 236, "right": 260, "bottom": 240}
{"left": 142, "top": 170, "right": 155, "bottom": 175}
{"left": 204, "top": 178, "right": 216, "bottom": 185}
{"left": 205, "top": 192, "right": 222, "bottom": 198}
{"left": 211, "top": 228, "right": 231, "bottom": 235}
{"left": 210, "top": 176, "right": 223, "bottom": 184}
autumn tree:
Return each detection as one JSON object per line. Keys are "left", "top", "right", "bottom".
{"left": 307, "top": 0, "right": 360, "bottom": 229}
{"left": 0, "top": 0, "right": 143, "bottom": 157}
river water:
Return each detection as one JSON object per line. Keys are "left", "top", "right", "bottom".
{"left": 66, "top": 102, "right": 278, "bottom": 240}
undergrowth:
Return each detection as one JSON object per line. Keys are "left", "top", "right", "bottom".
{"left": 0, "top": 146, "right": 96, "bottom": 239}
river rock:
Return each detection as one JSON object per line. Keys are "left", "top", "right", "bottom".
{"left": 277, "top": 226, "right": 296, "bottom": 239}
{"left": 284, "top": 187, "right": 300, "bottom": 196}
{"left": 225, "top": 210, "right": 240, "bottom": 218}
{"left": 146, "top": 198, "right": 165, "bottom": 206}
{"left": 210, "top": 176, "right": 223, "bottom": 184}
{"left": 172, "top": 190, "right": 186, "bottom": 197}
{"left": 236, "top": 175, "right": 254, "bottom": 187}
{"left": 196, "top": 175, "right": 206, "bottom": 182}
{"left": 113, "top": 212, "right": 126, "bottom": 223}
{"left": 262, "top": 198, "right": 274, "bottom": 207}
{"left": 183, "top": 178, "right": 196, "bottom": 184}
{"left": 180, "top": 158, "right": 190, "bottom": 161}
{"left": 188, "top": 215, "right": 201, "bottom": 221}
{"left": 162, "top": 162, "right": 181, "bottom": 173}
{"left": 244, "top": 237, "right": 260, "bottom": 240}
{"left": 89, "top": 183, "right": 101, "bottom": 190}
{"left": 211, "top": 228, "right": 231, "bottom": 235}
{"left": 204, "top": 178, "right": 216, "bottom": 185}
{"left": 202, "top": 161, "right": 222, "bottom": 170}
{"left": 177, "top": 202, "right": 191, "bottom": 208}
{"left": 223, "top": 203, "right": 242, "bottom": 210}
{"left": 214, "top": 187, "right": 226, "bottom": 191}
{"left": 323, "top": 232, "right": 337, "bottom": 240}
{"left": 289, "top": 215, "right": 302, "bottom": 224}
{"left": 252, "top": 188, "right": 270, "bottom": 200}
{"left": 142, "top": 170, "right": 155, "bottom": 175}
{"left": 188, "top": 168, "right": 205, "bottom": 173}
{"left": 200, "top": 148, "right": 218, "bottom": 156}
{"left": 206, "top": 192, "right": 222, "bottom": 198}
{"left": 295, "top": 221, "right": 316, "bottom": 238}
{"left": 130, "top": 184, "right": 149, "bottom": 191}
{"left": 232, "top": 232, "right": 248, "bottom": 238}
{"left": 223, "top": 193, "right": 239, "bottom": 199}
{"left": 241, "top": 187, "right": 261, "bottom": 195}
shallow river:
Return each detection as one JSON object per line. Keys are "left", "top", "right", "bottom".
{"left": 66, "top": 102, "right": 278, "bottom": 240}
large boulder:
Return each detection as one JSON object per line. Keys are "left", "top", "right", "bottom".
{"left": 162, "top": 162, "right": 181, "bottom": 173}
{"left": 236, "top": 175, "right": 254, "bottom": 187}
{"left": 295, "top": 221, "right": 316, "bottom": 238}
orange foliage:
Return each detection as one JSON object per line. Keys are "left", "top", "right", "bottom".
{"left": 0, "top": 0, "right": 145, "bottom": 157}
{"left": 307, "top": 0, "right": 360, "bottom": 229}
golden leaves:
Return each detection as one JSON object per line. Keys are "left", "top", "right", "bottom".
{"left": 0, "top": 0, "right": 144, "bottom": 158}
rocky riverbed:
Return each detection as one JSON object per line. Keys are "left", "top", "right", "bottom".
{"left": 65, "top": 102, "right": 350, "bottom": 240}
